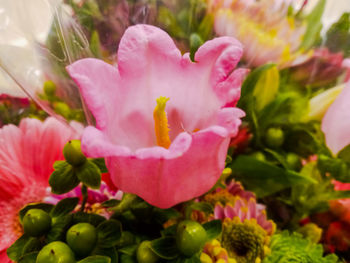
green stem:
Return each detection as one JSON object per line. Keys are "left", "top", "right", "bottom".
{"left": 80, "top": 184, "right": 88, "bottom": 212}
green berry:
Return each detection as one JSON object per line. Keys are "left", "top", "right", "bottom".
{"left": 250, "top": 151, "right": 266, "bottom": 162}
{"left": 36, "top": 241, "right": 76, "bottom": 263}
{"left": 265, "top": 127, "right": 284, "bottom": 148}
{"left": 63, "top": 140, "right": 86, "bottom": 166}
{"left": 66, "top": 223, "right": 97, "bottom": 257}
{"left": 286, "top": 153, "right": 302, "bottom": 171}
{"left": 23, "top": 209, "right": 51, "bottom": 237}
{"left": 176, "top": 220, "right": 207, "bottom": 257}
{"left": 136, "top": 241, "right": 159, "bottom": 263}
{"left": 54, "top": 102, "right": 70, "bottom": 119}
{"left": 43, "top": 80, "right": 56, "bottom": 97}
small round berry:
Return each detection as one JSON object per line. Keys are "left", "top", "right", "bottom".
{"left": 36, "top": 241, "right": 75, "bottom": 263}
{"left": 22, "top": 209, "right": 51, "bottom": 237}
{"left": 136, "top": 241, "right": 159, "bottom": 263}
{"left": 176, "top": 220, "right": 207, "bottom": 257}
{"left": 63, "top": 140, "right": 86, "bottom": 166}
{"left": 265, "top": 127, "right": 284, "bottom": 148}
{"left": 66, "top": 223, "right": 97, "bottom": 257}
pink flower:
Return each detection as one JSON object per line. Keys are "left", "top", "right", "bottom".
{"left": 0, "top": 118, "right": 77, "bottom": 262}
{"left": 67, "top": 24, "right": 247, "bottom": 208}
{"left": 322, "top": 82, "right": 350, "bottom": 155}
{"left": 213, "top": 198, "right": 275, "bottom": 235}
{"left": 290, "top": 48, "right": 346, "bottom": 87}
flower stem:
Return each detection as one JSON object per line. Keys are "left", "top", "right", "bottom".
{"left": 80, "top": 184, "right": 88, "bottom": 212}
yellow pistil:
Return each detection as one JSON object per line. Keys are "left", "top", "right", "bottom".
{"left": 153, "top": 96, "right": 171, "bottom": 149}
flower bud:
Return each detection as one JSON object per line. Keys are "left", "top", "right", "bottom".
{"left": 63, "top": 140, "right": 87, "bottom": 166}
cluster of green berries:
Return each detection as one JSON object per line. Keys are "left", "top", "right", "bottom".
{"left": 22, "top": 208, "right": 98, "bottom": 262}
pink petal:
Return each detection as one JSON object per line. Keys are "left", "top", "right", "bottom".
{"left": 322, "top": 83, "right": 350, "bottom": 155}
{"left": 224, "top": 204, "right": 235, "bottom": 219}
{"left": 83, "top": 125, "right": 229, "bottom": 208}
{"left": 214, "top": 204, "right": 225, "bottom": 219}
{"left": 66, "top": 58, "right": 120, "bottom": 131}
{"left": 0, "top": 250, "right": 11, "bottom": 263}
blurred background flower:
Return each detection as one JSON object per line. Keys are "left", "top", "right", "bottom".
{"left": 208, "top": 0, "right": 308, "bottom": 68}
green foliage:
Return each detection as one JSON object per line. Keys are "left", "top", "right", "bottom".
{"left": 263, "top": 231, "right": 339, "bottom": 263}
{"left": 49, "top": 158, "right": 102, "bottom": 194}
{"left": 299, "top": 0, "right": 326, "bottom": 50}
{"left": 325, "top": 13, "right": 350, "bottom": 56}
{"left": 157, "top": 0, "right": 213, "bottom": 44}
{"left": 289, "top": 162, "right": 350, "bottom": 220}
{"left": 230, "top": 155, "right": 316, "bottom": 197}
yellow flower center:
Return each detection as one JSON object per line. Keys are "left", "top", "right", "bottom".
{"left": 153, "top": 96, "right": 171, "bottom": 149}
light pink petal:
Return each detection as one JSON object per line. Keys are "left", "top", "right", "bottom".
{"left": 217, "top": 107, "right": 245, "bottom": 136}
{"left": 322, "top": 83, "right": 350, "bottom": 155}
{"left": 66, "top": 59, "right": 120, "bottom": 130}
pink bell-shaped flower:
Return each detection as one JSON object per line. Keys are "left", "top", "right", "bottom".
{"left": 67, "top": 24, "right": 247, "bottom": 208}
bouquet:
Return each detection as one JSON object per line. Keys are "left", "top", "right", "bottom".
{"left": 1, "top": 0, "right": 350, "bottom": 262}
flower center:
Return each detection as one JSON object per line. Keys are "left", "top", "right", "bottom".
{"left": 153, "top": 96, "right": 171, "bottom": 149}
{"left": 221, "top": 219, "right": 269, "bottom": 263}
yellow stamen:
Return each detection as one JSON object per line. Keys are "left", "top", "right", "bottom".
{"left": 153, "top": 96, "right": 171, "bottom": 149}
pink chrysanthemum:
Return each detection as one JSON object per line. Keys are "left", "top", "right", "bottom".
{"left": 213, "top": 197, "right": 275, "bottom": 235}
{"left": 0, "top": 118, "right": 77, "bottom": 262}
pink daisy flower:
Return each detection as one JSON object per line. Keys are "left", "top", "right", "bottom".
{"left": 213, "top": 197, "right": 275, "bottom": 235}
{"left": 0, "top": 117, "right": 77, "bottom": 262}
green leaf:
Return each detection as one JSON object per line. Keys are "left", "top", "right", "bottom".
{"left": 337, "top": 144, "right": 350, "bottom": 163}
{"left": 162, "top": 224, "right": 178, "bottom": 237}
{"left": 92, "top": 158, "right": 108, "bottom": 173}
{"left": 190, "top": 33, "right": 203, "bottom": 61}
{"left": 18, "top": 252, "right": 38, "bottom": 263}
{"left": 19, "top": 203, "right": 54, "bottom": 222}
{"left": 152, "top": 207, "right": 181, "bottom": 225}
{"left": 102, "top": 199, "right": 121, "bottom": 208}
{"left": 318, "top": 155, "right": 350, "bottom": 182}
{"left": 90, "top": 31, "right": 102, "bottom": 58}
{"left": 47, "top": 214, "right": 73, "bottom": 243}
{"left": 7, "top": 234, "right": 31, "bottom": 261}
{"left": 118, "top": 244, "right": 138, "bottom": 256}
{"left": 239, "top": 64, "right": 275, "bottom": 103}
{"left": 49, "top": 161, "right": 80, "bottom": 194}
{"left": 78, "top": 255, "right": 111, "bottom": 263}
{"left": 22, "top": 238, "right": 41, "bottom": 255}
{"left": 299, "top": 0, "right": 326, "bottom": 50}
{"left": 92, "top": 247, "right": 118, "bottom": 263}
{"left": 197, "top": 14, "right": 214, "bottom": 41}
{"left": 253, "top": 65, "right": 279, "bottom": 110}
{"left": 73, "top": 211, "right": 106, "bottom": 226}
{"left": 50, "top": 197, "right": 79, "bottom": 218}
{"left": 230, "top": 155, "right": 316, "bottom": 197}
{"left": 119, "top": 253, "right": 135, "bottom": 263}
{"left": 325, "top": 13, "right": 350, "bottom": 56}
{"left": 150, "top": 237, "right": 179, "bottom": 260}
{"left": 97, "top": 219, "right": 122, "bottom": 248}
{"left": 202, "top": 220, "right": 222, "bottom": 240}
{"left": 76, "top": 160, "right": 101, "bottom": 189}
